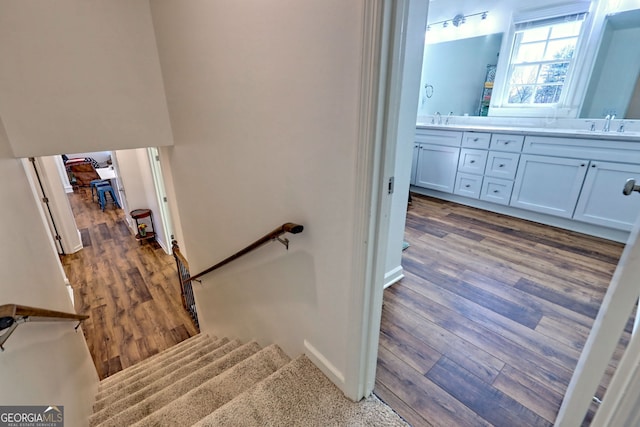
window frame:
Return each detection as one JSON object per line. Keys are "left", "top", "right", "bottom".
{"left": 489, "top": 3, "right": 594, "bottom": 118}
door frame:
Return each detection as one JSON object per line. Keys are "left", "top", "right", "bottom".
{"left": 344, "top": 0, "right": 428, "bottom": 400}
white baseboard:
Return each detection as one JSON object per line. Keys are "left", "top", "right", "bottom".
{"left": 304, "top": 340, "right": 345, "bottom": 387}
{"left": 64, "top": 184, "right": 74, "bottom": 194}
{"left": 384, "top": 266, "right": 404, "bottom": 289}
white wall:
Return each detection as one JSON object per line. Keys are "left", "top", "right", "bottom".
{"left": 150, "top": 0, "right": 365, "bottom": 391}
{"left": 0, "top": 118, "right": 97, "bottom": 426}
{"left": 0, "top": 0, "right": 174, "bottom": 158}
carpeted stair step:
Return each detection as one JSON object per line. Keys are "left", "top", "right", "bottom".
{"left": 98, "top": 333, "right": 208, "bottom": 390}
{"left": 91, "top": 341, "right": 262, "bottom": 427}
{"left": 93, "top": 337, "right": 234, "bottom": 411}
{"left": 96, "top": 335, "right": 225, "bottom": 402}
{"left": 194, "top": 355, "right": 408, "bottom": 427}
{"left": 130, "top": 344, "right": 291, "bottom": 426}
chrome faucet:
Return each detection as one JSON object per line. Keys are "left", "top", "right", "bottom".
{"left": 603, "top": 114, "right": 615, "bottom": 132}
{"left": 435, "top": 112, "right": 442, "bottom": 125}
{"left": 585, "top": 120, "right": 596, "bottom": 131}
{"left": 445, "top": 112, "right": 453, "bottom": 125}
{"left": 618, "top": 120, "right": 625, "bottom": 133}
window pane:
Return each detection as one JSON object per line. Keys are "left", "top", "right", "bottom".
{"left": 520, "top": 27, "right": 550, "bottom": 42}
{"left": 550, "top": 21, "right": 583, "bottom": 38}
{"left": 544, "top": 39, "right": 576, "bottom": 60}
{"left": 516, "top": 42, "right": 546, "bottom": 62}
{"left": 535, "top": 85, "right": 562, "bottom": 103}
{"left": 538, "top": 62, "right": 569, "bottom": 83}
{"left": 508, "top": 85, "right": 534, "bottom": 103}
{"left": 510, "top": 65, "right": 539, "bottom": 85}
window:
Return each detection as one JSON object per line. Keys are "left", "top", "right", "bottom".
{"left": 506, "top": 13, "right": 587, "bottom": 106}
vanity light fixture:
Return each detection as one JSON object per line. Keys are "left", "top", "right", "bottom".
{"left": 427, "top": 11, "right": 488, "bottom": 31}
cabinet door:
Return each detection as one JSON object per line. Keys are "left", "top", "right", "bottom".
{"left": 415, "top": 143, "right": 460, "bottom": 193}
{"left": 410, "top": 143, "right": 419, "bottom": 185}
{"left": 510, "top": 154, "right": 589, "bottom": 218}
{"left": 574, "top": 162, "right": 640, "bottom": 231}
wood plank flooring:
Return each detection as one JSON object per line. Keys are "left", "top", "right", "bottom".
{"left": 375, "top": 193, "right": 632, "bottom": 427}
{"left": 60, "top": 187, "right": 198, "bottom": 380}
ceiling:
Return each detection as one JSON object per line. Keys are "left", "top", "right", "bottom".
{"left": 427, "top": 0, "right": 587, "bottom": 26}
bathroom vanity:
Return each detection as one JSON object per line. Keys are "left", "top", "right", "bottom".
{"left": 410, "top": 122, "right": 640, "bottom": 242}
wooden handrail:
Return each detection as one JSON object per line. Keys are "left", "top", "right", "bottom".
{"left": 0, "top": 304, "right": 89, "bottom": 322}
{"left": 0, "top": 303, "right": 89, "bottom": 351}
{"left": 187, "top": 222, "right": 304, "bottom": 283}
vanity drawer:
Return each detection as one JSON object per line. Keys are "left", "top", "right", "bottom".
{"left": 415, "top": 129, "right": 463, "bottom": 146}
{"left": 454, "top": 173, "right": 482, "bottom": 199}
{"left": 485, "top": 152, "right": 520, "bottom": 180}
{"left": 462, "top": 132, "right": 491, "bottom": 149}
{"left": 480, "top": 177, "right": 514, "bottom": 205}
{"left": 458, "top": 148, "right": 488, "bottom": 174}
{"left": 490, "top": 134, "right": 524, "bottom": 152}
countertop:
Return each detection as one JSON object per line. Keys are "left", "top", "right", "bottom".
{"left": 416, "top": 123, "right": 640, "bottom": 142}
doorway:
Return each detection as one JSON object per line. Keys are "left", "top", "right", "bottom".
{"left": 27, "top": 148, "right": 197, "bottom": 379}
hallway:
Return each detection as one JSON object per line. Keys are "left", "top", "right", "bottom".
{"left": 61, "top": 186, "right": 198, "bottom": 379}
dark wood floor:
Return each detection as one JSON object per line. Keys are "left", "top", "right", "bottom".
{"left": 61, "top": 186, "right": 198, "bottom": 380}
{"left": 375, "top": 193, "right": 632, "bottom": 427}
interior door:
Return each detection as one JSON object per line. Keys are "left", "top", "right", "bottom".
{"left": 555, "top": 185, "right": 640, "bottom": 425}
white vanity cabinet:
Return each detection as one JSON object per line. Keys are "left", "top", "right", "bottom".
{"left": 412, "top": 126, "right": 640, "bottom": 239}
{"left": 510, "top": 155, "right": 589, "bottom": 218}
{"left": 413, "top": 130, "right": 462, "bottom": 193}
{"left": 574, "top": 161, "right": 640, "bottom": 230}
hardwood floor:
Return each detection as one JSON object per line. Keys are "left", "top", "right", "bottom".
{"left": 375, "top": 193, "right": 632, "bottom": 427}
{"left": 61, "top": 186, "right": 198, "bottom": 380}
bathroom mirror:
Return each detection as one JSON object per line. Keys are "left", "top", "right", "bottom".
{"left": 418, "top": 33, "right": 503, "bottom": 117}
{"left": 580, "top": 8, "right": 640, "bottom": 119}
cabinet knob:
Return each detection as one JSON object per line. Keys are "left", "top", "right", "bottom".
{"left": 580, "top": 163, "right": 586, "bottom": 167}
{"left": 504, "top": 141, "right": 510, "bottom": 145}
{"left": 623, "top": 178, "right": 640, "bottom": 196}
{"left": 473, "top": 138, "right": 479, "bottom": 142}
{"left": 470, "top": 160, "right": 475, "bottom": 163}
{"left": 592, "top": 164, "right": 596, "bottom": 168}
{"left": 465, "top": 184, "right": 471, "bottom": 188}
{"left": 499, "top": 164, "right": 505, "bottom": 168}
{"left": 493, "top": 189, "right": 500, "bottom": 193}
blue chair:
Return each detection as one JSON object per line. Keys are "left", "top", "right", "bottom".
{"left": 90, "top": 179, "right": 109, "bottom": 202}
{"left": 97, "top": 185, "right": 121, "bottom": 211}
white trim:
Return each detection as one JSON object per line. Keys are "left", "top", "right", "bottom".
{"left": 304, "top": 340, "right": 345, "bottom": 387}
{"left": 344, "top": 0, "right": 429, "bottom": 402}
{"left": 384, "top": 266, "right": 404, "bottom": 289}
{"left": 513, "top": 2, "right": 591, "bottom": 24}
{"left": 147, "top": 147, "right": 173, "bottom": 255}
{"left": 592, "top": 323, "right": 640, "bottom": 426}
{"left": 344, "top": 0, "right": 389, "bottom": 401}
